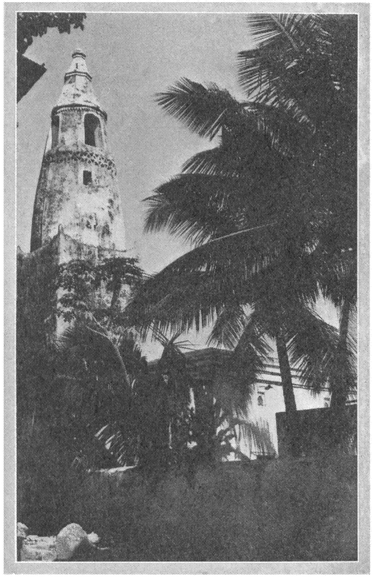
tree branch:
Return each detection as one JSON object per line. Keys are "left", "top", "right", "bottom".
{"left": 86, "top": 319, "right": 132, "bottom": 390}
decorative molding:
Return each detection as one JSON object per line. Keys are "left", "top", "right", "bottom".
{"left": 51, "top": 104, "right": 107, "bottom": 120}
{"left": 44, "top": 148, "right": 117, "bottom": 176}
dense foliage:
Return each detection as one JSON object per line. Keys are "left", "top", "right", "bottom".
{"left": 19, "top": 256, "right": 274, "bottom": 530}
{"left": 129, "top": 15, "right": 357, "bottom": 454}
{"left": 17, "top": 12, "right": 86, "bottom": 56}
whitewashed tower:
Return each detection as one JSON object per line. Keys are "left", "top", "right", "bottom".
{"left": 31, "top": 49, "right": 126, "bottom": 253}
{"left": 18, "top": 50, "right": 127, "bottom": 339}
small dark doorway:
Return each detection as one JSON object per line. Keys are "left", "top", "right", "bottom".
{"left": 83, "top": 170, "right": 92, "bottom": 185}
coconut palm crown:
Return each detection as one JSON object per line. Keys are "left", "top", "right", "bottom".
{"left": 128, "top": 14, "right": 357, "bottom": 453}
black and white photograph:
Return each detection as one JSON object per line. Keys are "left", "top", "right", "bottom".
{"left": 5, "top": 2, "right": 369, "bottom": 572}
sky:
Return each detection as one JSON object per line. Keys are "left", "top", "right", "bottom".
{"left": 16, "top": 10, "right": 339, "bottom": 358}
{"left": 17, "top": 11, "right": 253, "bottom": 273}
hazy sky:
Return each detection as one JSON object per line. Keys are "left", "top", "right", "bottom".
{"left": 17, "top": 11, "right": 252, "bottom": 273}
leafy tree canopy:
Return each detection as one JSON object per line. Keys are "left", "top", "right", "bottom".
{"left": 17, "top": 12, "right": 86, "bottom": 55}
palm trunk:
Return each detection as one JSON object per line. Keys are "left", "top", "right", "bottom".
{"left": 330, "top": 299, "right": 350, "bottom": 411}
{"left": 112, "top": 342, "right": 131, "bottom": 390}
{"left": 276, "top": 332, "right": 297, "bottom": 414}
{"left": 276, "top": 331, "right": 299, "bottom": 457}
{"left": 329, "top": 299, "right": 352, "bottom": 451}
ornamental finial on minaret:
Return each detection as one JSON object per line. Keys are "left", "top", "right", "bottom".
{"left": 72, "top": 47, "right": 85, "bottom": 58}
{"left": 64, "top": 48, "right": 92, "bottom": 82}
{"left": 55, "top": 49, "right": 105, "bottom": 116}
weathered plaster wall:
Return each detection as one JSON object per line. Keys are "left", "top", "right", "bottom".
{"left": 31, "top": 105, "right": 125, "bottom": 253}
{"left": 26, "top": 52, "right": 127, "bottom": 336}
{"left": 18, "top": 228, "right": 127, "bottom": 341}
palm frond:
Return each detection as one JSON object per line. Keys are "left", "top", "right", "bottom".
{"left": 213, "top": 309, "right": 271, "bottom": 414}
{"left": 144, "top": 173, "right": 242, "bottom": 245}
{"left": 227, "top": 309, "right": 271, "bottom": 398}
{"left": 235, "top": 419, "right": 276, "bottom": 458}
{"left": 151, "top": 326, "right": 193, "bottom": 353}
{"left": 182, "top": 146, "right": 241, "bottom": 177}
{"left": 145, "top": 161, "right": 290, "bottom": 247}
{"left": 285, "top": 307, "right": 341, "bottom": 393}
{"left": 244, "top": 14, "right": 327, "bottom": 52}
{"left": 207, "top": 303, "right": 248, "bottom": 349}
{"left": 238, "top": 14, "right": 328, "bottom": 89}
{"left": 331, "top": 337, "right": 357, "bottom": 396}
{"left": 243, "top": 101, "right": 315, "bottom": 156}
{"left": 233, "top": 309, "right": 271, "bottom": 361}
{"left": 156, "top": 78, "right": 244, "bottom": 140}
{"left": 129, "top": 270, "right": 226, "bottom": 340}
{"left": 181, "top": 105, "right": 305, "bottom": 174}
{"left": 95, "top": 422, "right": 136, "bottom": 467}
{"left": 238, "top": 15, "right": 333, "bottom": 127}
{"left": 145, "top": 214, "right": 279, "bottom": 279}
{"left": 316, "top": 249, "right": 357, "bottom": 309}
{"left": 128, "top": 222, "right": 281, "bottom": 339}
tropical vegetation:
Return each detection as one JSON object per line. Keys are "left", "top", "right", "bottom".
{"left": 18, "top": 254, "right": 275, "bottom": 530}
{"left": 16, "top": 13, "right": 357, "bottom": 540}
{"left": 128, "top": 14, "right": 357, "bottom": 453}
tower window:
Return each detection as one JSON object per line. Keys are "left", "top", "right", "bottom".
{"left": 84, "top": 113, "right": 102, "bottom": 147}
{"left": 83, "top": 170, "right": 92, "bottom": 185}
{"left": 51, "top": 115, "right": 59, "bottom": 148}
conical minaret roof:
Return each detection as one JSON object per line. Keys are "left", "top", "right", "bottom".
{"left": 54, "top": 49, "right": 105, "bottom": 116}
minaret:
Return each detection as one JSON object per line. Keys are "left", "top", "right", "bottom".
{"left": 30, "top": 49, "right": 126, "bottom": 254}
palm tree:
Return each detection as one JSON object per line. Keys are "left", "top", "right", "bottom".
{"left": 129, "top": 230, "right": 345, "bottom": 455}
{"left": 238, "top": 13, "right": 357, "bottom": 433}
{"left": 237, "top": 14, "right": 357, "bottom": 215}
{"left": 237, "top": 19, "right": 357, "bottom": 321}
{"left": 129, "top": 14, "right": 357, "bottom": 453}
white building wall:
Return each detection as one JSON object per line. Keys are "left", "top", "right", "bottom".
{"left": 237, "top": 358, "right": 331, "bottom": 458}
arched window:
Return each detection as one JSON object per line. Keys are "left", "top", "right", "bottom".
{"left": 84, "top": 113, "right": 102, "bottom": 147}
{"left": 51, "top": 115, "right": 59, "bottom": 148}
